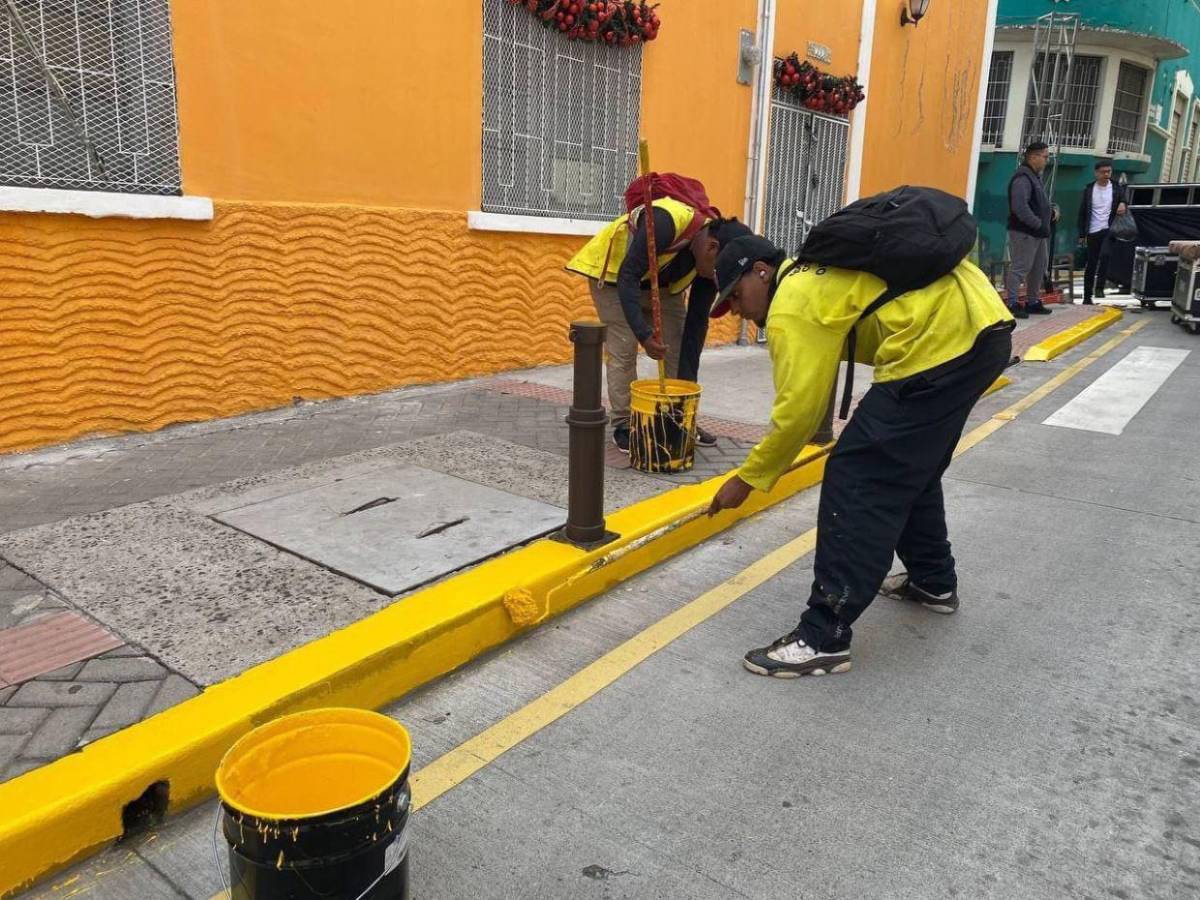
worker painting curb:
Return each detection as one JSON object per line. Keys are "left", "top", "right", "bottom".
{"left": 1024, "top": 307, "right": 1123, "bottom": 361}
{"left": 0, "top": 445, "right": 830, "bottom": 897}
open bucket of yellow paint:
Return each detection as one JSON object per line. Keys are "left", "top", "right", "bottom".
{"left": 216, "top": 708, "right": 412, "bottom": 899}
{"left": 629, "top": 378, "right": 702, "bottom": 474}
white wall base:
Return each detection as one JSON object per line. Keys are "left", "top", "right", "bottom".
{"left": 0, "top": 186, "right": 214, "bottom": 221}
{"left": 467, "top": 210, "right": 605, "bottom": 236}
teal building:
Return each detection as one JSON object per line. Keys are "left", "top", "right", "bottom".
{"left": 974, "top": 0, "right": 1200, "bottom": 267}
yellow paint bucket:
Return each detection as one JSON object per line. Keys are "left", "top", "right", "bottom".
{"left": 629, "top": 378, "right": 702, "bottom": 474}
{"left": 216, "top": 708, "right": 412, "bottom": 899}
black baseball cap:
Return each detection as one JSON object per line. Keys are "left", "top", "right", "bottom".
{"left": 709, "top": 217, "right": 753, "bottom": 246}
{"left": 710, "top": 234, "right": 783, "bottom": 318}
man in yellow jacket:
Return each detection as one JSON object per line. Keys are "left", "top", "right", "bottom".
{"left": 707, "top": 233, "right": 1014, "bottom": 678}
{"left": 566, "top": 197, "right": 750, "bottom": 451}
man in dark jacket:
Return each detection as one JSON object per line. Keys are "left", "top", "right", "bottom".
{"left": 1005, "top": 141, "right": 1056, "bottom": 319}
{"left": 1077, "top": 159, "right": 1128, "bottom": 304}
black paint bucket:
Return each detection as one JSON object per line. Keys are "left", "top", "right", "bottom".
{"left": 216, "top": 708, "right": 412, "bottom": 899}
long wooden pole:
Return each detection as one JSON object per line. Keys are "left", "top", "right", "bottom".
{"left": 638, "top": 139, "right": 667, "bottom": 393}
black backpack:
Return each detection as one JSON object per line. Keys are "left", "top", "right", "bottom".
{"left": 795, "top": 185, "right": 978, "bottom": 418}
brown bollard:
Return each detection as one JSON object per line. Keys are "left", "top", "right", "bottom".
{"left": 562, "top": 322, "right": 616, "bottom": 548}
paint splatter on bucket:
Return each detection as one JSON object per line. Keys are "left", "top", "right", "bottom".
{"left": 629, "top": 378, "right": 702, "bottom": 473}
{"left": 216, "top": 708, "right": 412, "bottom": 899}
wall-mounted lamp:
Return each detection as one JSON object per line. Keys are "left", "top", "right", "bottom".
{"left": 900, "top": 0, "right": 931, "bottom": 26}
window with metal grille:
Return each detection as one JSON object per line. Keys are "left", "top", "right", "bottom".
{"left": 0, "top": 0, "right": 180, "bottom": 195}
{"left": 981, "top": 51, "right": 1013, "bottom": 146}
{"left": 762, "top": 88, "right": 848, "bottom": 256}
{"left": 482, "top": 0, "right": 641, "bottom": 220}
{"left": 1021, "top": 53, "right": 1102, "bottom": 151}
{"left": 1107, "top": 62, "right": 1149, "bottom": 155}
{"left": 1180, "top": 104, "right": 1200, "bottom": 183}
{"left": 1162, "top": 93, "right": 1187, "bottom": 181}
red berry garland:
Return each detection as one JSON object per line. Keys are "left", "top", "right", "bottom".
{"left": 774, "top": 53, "right": 865, "bottom": 116}
{"left": 507, "top": 0, "right": 660, "bottom": 45}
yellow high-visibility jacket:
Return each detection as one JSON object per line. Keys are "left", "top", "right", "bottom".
{"left": 740, "top": 258, "right": 1014, "bottom": 492}
{"left": 565, "top": 196, "right": 703, "bottom": 296}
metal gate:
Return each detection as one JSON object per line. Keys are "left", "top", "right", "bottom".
{"left": 762, "top": 88, "right": 849, "bottom": 256}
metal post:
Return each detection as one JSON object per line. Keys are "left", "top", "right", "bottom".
{"left": 811, "top": 378, "right": 838, "bottom": 445}
{"left": 562, "top": 322, "right": 615, "bottom": 548}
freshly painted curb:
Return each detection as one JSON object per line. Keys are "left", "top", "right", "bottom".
{"left": 1024, "top": 307, "right": 1123, "bottom": 361}
{"left": 983, "top": 374, "right": 1011, "bottom": 397}
{"left": 0, "top": 445, "right": 829, "bottom": 897}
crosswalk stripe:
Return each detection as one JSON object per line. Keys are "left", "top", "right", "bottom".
{"left": 1042, "top": 346, "right": 1190, "bottom": 435}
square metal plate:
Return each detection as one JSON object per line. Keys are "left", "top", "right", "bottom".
{"left": 214, "top": 465, "right": 565, "bottom": 595}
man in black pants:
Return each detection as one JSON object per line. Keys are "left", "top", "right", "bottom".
{"left": 706, "top": 233, "right": 1013, "bottom": 677}
{"left": 1077, "top": 159, "right": 1128, "bottom": 304}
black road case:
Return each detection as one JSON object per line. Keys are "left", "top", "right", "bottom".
{"left": 1171, "top": 257, "right": 1200, "bottom": 334}
{"left": 1133, "top": 245, "right": 1180, "bottom": 307}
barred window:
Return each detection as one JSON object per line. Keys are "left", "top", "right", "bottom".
{"left": 1022, "top": 53, "right": 1102, "bottom": 151}
{"left": 0, "top": 0, "right": 181, "bottom": 195}
{"left": 762, "top": 89, "right": 848, "bottom": 257}
{"left": 1108, "top": 62, "right": 1150, "bottom": 155}
{"left": 981, "top": 51, "right": 1013, "bottom": 146}
{"left": 1180, "top": 104, "right": 1200, "bottom": 184}
{"left": 1162, "top": 93, "right": 1187, "bottom": 181}
{"left": 482, "top": 0, "right": 640, "bottom": 220}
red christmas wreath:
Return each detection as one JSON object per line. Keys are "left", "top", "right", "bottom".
{"left": 774, "top": 52, "right": 865, "bottom": 116}
{"left": 507, "top": 0, "right": 660, "bottom": 45}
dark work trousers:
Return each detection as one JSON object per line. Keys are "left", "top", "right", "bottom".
{"left": 678, "top": 287, "right": 713, "bottom": 383}
{"left": 796, "top": 325, "right": 1014, "bottom": 652}
{"left": 1083, "top": 230, "right": 1111, "bottom": 302}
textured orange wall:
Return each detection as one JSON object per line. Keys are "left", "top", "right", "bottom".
{"left": 169, "top": 0, "right": 482, "bottom": 208}
{"left": 859, "top": 0, "right": 988, "bottom": 197}
{"left": 0, "top": 204, "right": 590, "bottom": 453}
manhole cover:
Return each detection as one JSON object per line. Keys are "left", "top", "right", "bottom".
{"left": 214, "top": 466, "right": 564, "bottom": 595}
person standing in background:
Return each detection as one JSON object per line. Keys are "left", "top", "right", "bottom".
{"left": 1077, "top": 159, "right": 1128, "bottom": 305}
{"left": 1005, "top": 142, "right": 1056, "bottom": 319}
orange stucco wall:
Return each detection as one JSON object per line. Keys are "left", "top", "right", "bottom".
{"left": 859, "top": 0, "right": 990, "bottom": 197}
{"left": 774, "top": 0, "right": 864, "bottom": 78}
{"left": 2, "top": 0, "right": 989, "bottom": 453}
{"left": 169, "top": 0, "right": 761, "bottom": 214}
{"left": 643, "top": 0, "right": 758, "bottom": 216}
{"left": 0, "top": 204, "right": 588, "bottom": 454}
{"left": 170, "top": 1, "right": 484, "bottom": 209}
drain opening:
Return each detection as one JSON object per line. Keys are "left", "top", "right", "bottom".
{"left": 121, "top": 781, "right": 169, "bottom": 841}
{"left": 417, "top": 517, "right": 470, "bottom": 539}
{"left": 341, "top": 497, "right": 397, "bottom": 516}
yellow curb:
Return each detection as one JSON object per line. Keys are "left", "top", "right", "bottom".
{"left": 0, "top": 445, "right": 829, "bottom": 897}
{"left": 1024, "top": 307, "right": 1123, "bottom": 361}
{"left": 982, "top": 374, "right": 1011, "bottom": 398}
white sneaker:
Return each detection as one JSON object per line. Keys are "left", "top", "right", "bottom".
{"left": 743, "top": 632, "right": 852, "bottom": 678}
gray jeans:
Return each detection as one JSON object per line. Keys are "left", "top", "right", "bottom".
{"left": 1006, "top": 230, "right": 1049, "bottom": 308}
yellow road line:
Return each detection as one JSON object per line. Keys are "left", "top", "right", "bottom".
{"left": 410, "top": 527, "right": 820, "bottom": 810}
{"left": 409, "top": 318, "right": 1149, "bottom": 813}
